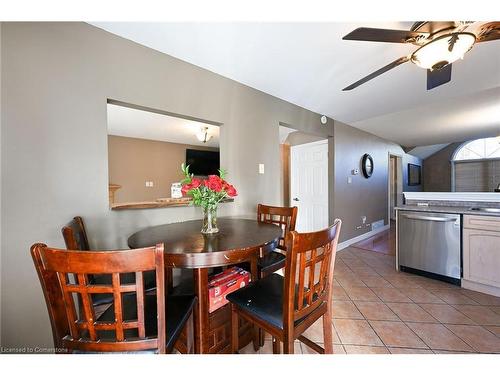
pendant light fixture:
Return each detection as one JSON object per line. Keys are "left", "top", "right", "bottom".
{"left": 196, "top": 127, "right": 212, "bottom": 143}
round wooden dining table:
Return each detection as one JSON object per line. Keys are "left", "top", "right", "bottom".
{"left": 128, "top": 218, "right": 283, "bottom": 354}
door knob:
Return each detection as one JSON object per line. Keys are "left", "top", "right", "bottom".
{"left": 293, "top": 198, "right": 300, "bottom": 201}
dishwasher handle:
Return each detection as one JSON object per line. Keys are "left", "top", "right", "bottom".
{"left": 400, "top": 214, "right": 459, "bottom": 223}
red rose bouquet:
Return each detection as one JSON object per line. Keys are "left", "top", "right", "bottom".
{"left": 181, "top": 163, "right": 237, "bottom": 234}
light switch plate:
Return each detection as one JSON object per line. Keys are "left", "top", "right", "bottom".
{"left": 259, "top": 164, "right": 265, "bottom": 174}
{"left": 347, "top": 176, "right": 352, "bottom": 184}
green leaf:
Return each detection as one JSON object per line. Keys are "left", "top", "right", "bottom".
{"left": 218, "top": 168, "right": 227, "bottom": 180}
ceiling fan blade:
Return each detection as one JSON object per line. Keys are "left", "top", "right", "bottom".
{"left": 343, "top": 56, "right": 409, "bottom": 91}
{"left": 476, "top": 22, "right": 500, "bottom": 43}
{"left": 427, "top": 64, "right": 452, "bottom": 90}
{"left": 343, "top": 27, "right": 429, "bottom": 43}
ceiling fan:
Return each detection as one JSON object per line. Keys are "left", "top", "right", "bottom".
{"left": 342, "top": 21, "right": 500, "bottom": 91}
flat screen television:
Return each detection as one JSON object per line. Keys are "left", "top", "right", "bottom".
{"left": 186, "top": 149, "right": 220, "bottom": 176}
{"left": 407, "top": 163, "right": 422, "bottom": 186}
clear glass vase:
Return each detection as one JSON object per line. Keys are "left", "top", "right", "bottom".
{"left": 201, "top": 205, "right": 219, "bottom": 234}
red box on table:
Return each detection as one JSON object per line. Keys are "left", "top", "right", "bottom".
{"left": 208, "top": 267, "right": 251, "bottom": 313}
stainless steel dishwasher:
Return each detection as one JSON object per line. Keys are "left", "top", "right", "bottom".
{"left": 398, "top": 211, "right": 461, "bottom": 284}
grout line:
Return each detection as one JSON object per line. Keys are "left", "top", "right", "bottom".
{"left": 336, "top": 233, "right": 500, "bottom": 354}
{"left": 403, "top": 319, "right": 476, "bottom": 353}
{"left": 364, "top": 317, "right": 391, "bottom": 352}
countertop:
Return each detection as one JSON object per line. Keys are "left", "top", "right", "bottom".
{"left": 111, "top": 197, "right": 234, "bottom": 210}
{"left": 395, "top": 205, "right": 500, "bottom": 217}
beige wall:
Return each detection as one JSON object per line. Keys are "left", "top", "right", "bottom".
{"left": 108, "top": 135, "right": 218, "bottom": 203}
{"left": 333, "top": 122, "right": 422, "bottom": 242}
{"left": 0, "top": 22, "right": 424, "bottom": 348}
{"left": 1, "top": 22, "right": 334, "bottom": 349}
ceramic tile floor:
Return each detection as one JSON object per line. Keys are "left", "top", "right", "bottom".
{"left": 239, "top": 233, "right": 500, "bottom": 354}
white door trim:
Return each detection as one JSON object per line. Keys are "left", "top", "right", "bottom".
{"left": 388, "top": 152, "right": 403, "bottom": 227}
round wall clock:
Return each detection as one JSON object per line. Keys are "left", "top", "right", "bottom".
{"left": 361, "top": 154, "right": 374, "bottom": 178}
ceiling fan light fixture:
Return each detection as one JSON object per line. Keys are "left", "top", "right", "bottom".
{"left": 410, "top": 32, "right": 476, "bottom": 70}
{"left": 196, "top": 127, "right": 212, "bottom": 143}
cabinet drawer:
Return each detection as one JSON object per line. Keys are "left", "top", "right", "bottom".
{"left": 463, "top": 215, "right": 500, "bottom": 231}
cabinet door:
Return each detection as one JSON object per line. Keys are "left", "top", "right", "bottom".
{"left": 463, "top": 228, "right": 500, "bottom": 288}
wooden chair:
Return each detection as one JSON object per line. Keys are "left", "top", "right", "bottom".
{"left": 61, "top": 216, "right": 158, "bottom": 306}
{"left": 227, "top": 219, "right": 341, "bottom": 354}
{"left": 256, "top": 204, "right": 298, "bottom": 278}
{"left": 31, "top": 243, "right": 196, "bottom": 354}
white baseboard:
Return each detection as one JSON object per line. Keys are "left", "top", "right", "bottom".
{"left": 337, "top": 224, "right": 390, "bottom": 251}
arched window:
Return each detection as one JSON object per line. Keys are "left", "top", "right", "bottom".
{"left": 453, "top": 137, "right": 500, "bottom": 161}
{"left": 451, "top": 136, "right": 500, "bottom": 192}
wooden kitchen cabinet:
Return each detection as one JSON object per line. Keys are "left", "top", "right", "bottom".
{"left": 462, "top": 215, "right": 500, "bottom": 297}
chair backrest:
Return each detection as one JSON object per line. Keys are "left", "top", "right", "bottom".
{"left": 282, "top": 220, "right": 341, "bottom": 328}
{"left": 257, "top": 204, "right": 298, "bottom": 250}
{"left": 31, "top": 243, "right": 166, "bottom": 353}
{"left": 62, "top": 216, "right": 90, "bottom": 251}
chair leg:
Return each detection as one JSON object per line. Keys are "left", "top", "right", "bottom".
{"left": 272, "top": 337, "right": 280, "bottom": 354}
{"left": 231, "top": 304, "right": 239, "bottom": 354}
{"left": 250, "top": 257, "right": 264, "bottom": 349}
{"left": 186, "top": 311, "right": 195, "bottom": 354}
{"left": 322, "top": 310, "right": 333, "bottom": 354}
{"left": 283, "top": 337, "right": 294, "bottom": 354}
{"left": 259, "top": 328, "right": 265, "bottom": 347}
{"left": 253, "top": 324, "right": 260, "bottom": 352}
{"left": 256, "top": 271, "right": 264, "bottom": 348}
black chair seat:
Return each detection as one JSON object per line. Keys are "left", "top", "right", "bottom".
{"left": 258, "top": 251, "right": 286, "bottom": 274}
{"left": 227, "top": 273, "right": 317, "bottom": 330}
{"left": 97, "top": 293, "right": 196, "bottom": 351}
{"left": 90, "top": 271, "right": 156, "bottom": 306}
{"left": 227, "top": 273, "right": 286, "bottom": 329}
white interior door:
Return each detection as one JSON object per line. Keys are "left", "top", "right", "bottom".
{"left": 290, "top": 140, "right": 329, "bottom": 232}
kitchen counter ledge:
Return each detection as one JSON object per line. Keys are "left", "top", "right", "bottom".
{"left": 396, "top": 205, "right": 500, "bottom": 217}
{"left": 111, "top": 197, "right": 234, "bottom": 210}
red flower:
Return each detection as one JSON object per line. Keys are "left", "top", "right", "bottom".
{"left": 204, "top": 175, "right": 223, "bottom": 192}
{"left": 225, "top": 183, "right": 238, "bottom": 197}
{"left": 181, "top": 178, "right": 202, "bottom": 195}
{"left": 190, "top": 178, "right": 201, "bottom": 189}
{"left": 181, "top": 183, "right": 192, "bottom": 195}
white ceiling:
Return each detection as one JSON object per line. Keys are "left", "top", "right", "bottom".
{"left": 408, "top": 143, "right": 450, "bottom": 160}
{"left": 93, "top": 22, "right": 500, "bottom": 146}
{"left": 107, "top": 103, "right": 220, "bottom": 147}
